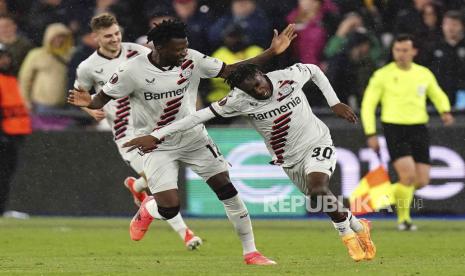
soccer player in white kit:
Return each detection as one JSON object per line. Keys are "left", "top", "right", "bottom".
{"left": 73, "top": 14, "right": 202, "bottom": 250}
{"left": 125, "top": 63, "right": 377, "bottom": 262}
{"left": 69, "top": 20, "right": 297, "bottom": 265}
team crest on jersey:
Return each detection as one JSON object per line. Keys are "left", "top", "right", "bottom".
{"left": 277, "top": 80, "right": 297, "bottom": 102}
{"left": 177, "top": 59, "right": 194, "bottom": 85}
{"left": 109, "top": 73, "right": 118, "bottom": 84}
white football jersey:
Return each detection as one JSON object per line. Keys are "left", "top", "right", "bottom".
{"left": 74, "top": 42, "right": 151, "bottom": 141}
{"left": 210, "top": 63, "right": 338, "bottom": 167}
{"left": 102, "top": 49, "right": 224, "bottom": 150}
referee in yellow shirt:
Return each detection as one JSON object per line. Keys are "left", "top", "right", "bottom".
{"left": 361, "top": 34, "right": 454, "bottom": 231}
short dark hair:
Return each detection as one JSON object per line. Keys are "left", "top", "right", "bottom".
{"left": 393, "top": 34, "right": 417, "bottom": 48}
{"left": 146, "top": 19, "right": 187, "bottom": 45}
{"left": 444, "top": 10, "right": 464, "bottom": 25}
{"left": 225, "top": 64, "right": 261, "bottom": 89}
{"left": 90, "top": 13, "right": 118, "bottom": 32}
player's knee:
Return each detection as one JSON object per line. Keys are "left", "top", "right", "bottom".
{"left": 306, "top": 173, "right": 329, "bottom": 197}
{"left": 212, "top": 182, "right": 238, "bottom": 200}
{"left": 157, "top": 205, "right": 180, "bottom": 220}
{"left": 306, "top": 184, "right": 329, "bottom": 197}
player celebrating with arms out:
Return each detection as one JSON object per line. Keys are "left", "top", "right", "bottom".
{"left": 69, "top": 20, "right": 296, "bottom": 265}
{"left": 125, "top": 63, "right": 376, "bottom": 262}
{"left": 73, "top": 13, "right": 202, "bottom": 250}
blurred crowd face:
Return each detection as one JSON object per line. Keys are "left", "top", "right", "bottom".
{"left": 174, "top": 0, "right": 197, "bottom": 20}
{"left": 298, "top": 0, "right": 322, "bottom": 12}
{"left": 232, "top": 0, "right": 256, "bottom": 18}
{"left": 44, "top": 0, "right": 62, "bottom": 6}
{"left": 413, "top": 0, "right": 431, "bottom": 11}
{"left": 94, "top": 23, "right": 122, "bottom": 54}
{"left": 442, "top": 17, "right": 464, "bottom": 41}
{"left": 351, "top": 42, "right": 371, "bottom": 61}
{"left": 392, "top": 40, "right": 417, "bottom": 68}
{"left": 0, "top": 17, "right": 17, "bottom": 43}
{"left": 422, "top": 4, "right": 438, "bottom": 28}
{"left": 50, "top": 34, "right": 67, "bottom": 48}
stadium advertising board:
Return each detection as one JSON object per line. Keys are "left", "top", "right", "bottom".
{"left": 186, "top": 127, "right": 465, "bottom": 217}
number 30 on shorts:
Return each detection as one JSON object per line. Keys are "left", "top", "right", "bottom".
{"left": 311, "top": 146, "right": 333, "bottom": 159}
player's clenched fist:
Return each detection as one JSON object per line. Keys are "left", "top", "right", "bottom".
{"left": 123, "top": 135, "right": 161, "bottom": 153}
{"left": 68, "top": 87, "right": 92, "bottom": 107}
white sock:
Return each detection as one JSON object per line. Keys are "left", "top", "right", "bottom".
{"left": 222, "top": 195, "right": 257, "bottom": 255}
{"left": 134, "top": 177, "right": 148, "bottom": 193}
{"left": 166, "top": 213, "right": 188, "bottom": 240}
{"left": 144, "top": 197, "right": 163, "bottom": 220}
{"left": 348, "top": 211, "right": 364, "bottom": 233}
{"left": 332, "top": 216, "right": 354, "bottom": 236}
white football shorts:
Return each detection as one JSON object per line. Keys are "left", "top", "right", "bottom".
{"left": 143, "top": 134, "right": 229, "bottom": 193}
{"left": 283, "top": 144, "right": 337, "bottom": 194}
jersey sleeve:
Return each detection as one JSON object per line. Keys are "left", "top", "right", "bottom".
{"left": 74, "top": 63, "right": 94, "bottom": 91}
{"left": 209, "top": 90, "right": 246, "bottom": 118}
{"left": 151, "top": 108, "right": 216, "bottom": 139}
{"left": 102, "top": 64, "right": 135, "bottom": 98}
{"left": 126, "top": 42, "right": 151, "bottom": 56}
{"left": 425, "top": 69, "right": 451, "bottom": 114}
{"left": 361, "top": 70, "right": 383, "bottom": 135}
{"left": 189, "top": 49, "right": 225, "bottom": 79}
{"left": 277, "top": 63, "right": 340, "bottom": 106}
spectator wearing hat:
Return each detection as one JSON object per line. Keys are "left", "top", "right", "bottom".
{"left": 19, "top": 23, "right": 74, "bottom": 130}
{"left": 326, "top": 31, "right": 375, "bottom": 108}
{"left": 324, "top": 12, "right": 383, "bottom": 65}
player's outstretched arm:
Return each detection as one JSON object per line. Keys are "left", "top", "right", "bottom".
{"left": 123, "top": 108, "right": 216, "bottom": 153}
{"left": 67, "top": 88, "right": 112, "bottom": 109}
{"left": 218, "top": 24, "right": 297, "bottom": 78}
{"left": 304, "top": 64, "right": 358, "bottom": 124}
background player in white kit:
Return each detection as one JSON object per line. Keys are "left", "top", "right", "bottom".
{"left": 69, "top": 20, "right": 296, "bottom": 265}
{"left": 125, "top": 63, "right": 376, "bottom": 262}
{"left": 73, "top": 13, "right": 202, "bottom": 250}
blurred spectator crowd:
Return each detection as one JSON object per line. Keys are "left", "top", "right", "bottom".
{"left": 1, "top": 0, "right": 465, "bottom": 130}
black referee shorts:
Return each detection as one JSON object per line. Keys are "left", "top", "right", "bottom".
{"left": 382, "top": 123, "right": 430, "bottom": 164}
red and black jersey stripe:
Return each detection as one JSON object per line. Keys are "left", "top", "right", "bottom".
{"left": 113, "top": 96, "right": 130, "bottom": 141}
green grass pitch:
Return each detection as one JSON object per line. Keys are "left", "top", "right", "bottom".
{"left": 1, "top": 218, "right": 465, "bottom": 275}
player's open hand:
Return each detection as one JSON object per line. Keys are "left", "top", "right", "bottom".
{"left": 366, "top": 135, "right": 380, "bottom": 153}
{"left": 269, "top": 24, "right": 297, "bottom": 55}
{"left": 123, "top": 135, "right": 161, "bottom": 153}
{"left": 68, "top": 87, "right": 92, "bottom": 107}
{"left": 440, "top": 112, "right": 454, "bottom": 126}
{"left": 88, "top": 109, "right": 106, "bottom": 122}
{"left": 331, "top": 103, "right": 358, "bottom": 123}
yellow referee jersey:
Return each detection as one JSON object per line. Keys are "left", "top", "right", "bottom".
{"left": 361, "top": 62, "right": 451, "bottom": 135}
